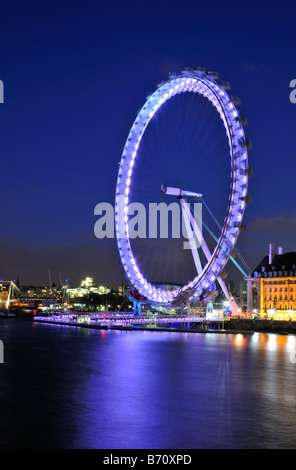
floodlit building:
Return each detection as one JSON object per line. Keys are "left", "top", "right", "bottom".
{"left": 68, "top": 277, "right": 110, "bottom": 298}
{"left": 239, "top": 280, "right": 247, "bottom": 310}
{"left": 247, "top": 244, "right": 296, "bottom": 320}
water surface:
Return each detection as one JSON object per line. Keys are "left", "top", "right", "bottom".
{"left": 0, "top": 320, "right": 296, "bottom": 449}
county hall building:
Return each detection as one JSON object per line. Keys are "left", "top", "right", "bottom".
{"left": 247, "top": 244, "right": 296, "bottom": 320}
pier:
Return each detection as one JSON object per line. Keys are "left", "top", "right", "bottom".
{"left": 30, "top": 312, "right": 296, "bottom": 335}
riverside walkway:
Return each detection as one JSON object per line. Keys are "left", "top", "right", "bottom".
{"left": 32, "top": 312, "right": 296, "bottom": 334}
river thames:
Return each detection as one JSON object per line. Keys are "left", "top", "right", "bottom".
{"left": 1, "top": 319, "right": 296, "bottom": 449}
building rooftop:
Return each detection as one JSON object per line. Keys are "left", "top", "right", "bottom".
{"left": 250, "top": 249, "right": 296, "bottom": 278}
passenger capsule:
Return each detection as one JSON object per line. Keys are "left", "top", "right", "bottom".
{"left": 216, "top": 79, "right": 231, "bottom": 90}
{"left": 230, "top": 95, "right": 241, "bottom": 105}
{"left": 193, "top": 66, "right": 207, "bottom": 73}
{"left": 235, "top": 115, "right": 248, "bottom": 126}
{"left": 207, "top": 70, "right": 220, "bottom": 78}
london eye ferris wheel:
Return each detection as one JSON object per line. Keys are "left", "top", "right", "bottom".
{"left": 115, "top": 67, "right": 250, "bottom": 308}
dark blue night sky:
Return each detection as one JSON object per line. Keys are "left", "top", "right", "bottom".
{"left": 0, "top": 0, "right": 295, "bottom": 288}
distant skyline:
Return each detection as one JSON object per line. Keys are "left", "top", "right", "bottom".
{"left": 0, "top": 0, "right": 296, "bottom": 289}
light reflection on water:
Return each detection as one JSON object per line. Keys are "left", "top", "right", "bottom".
{"left": 0, "top": 321, "right": 296, "bottom": 449}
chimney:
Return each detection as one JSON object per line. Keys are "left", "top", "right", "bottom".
{"left": 269, "top": 243, "right": 276, "bottom": 265}
{"left": 278, "top": 246, "right": 284, "bottom": 255}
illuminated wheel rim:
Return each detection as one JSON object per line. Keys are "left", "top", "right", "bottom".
{"left": 115, "top": 68, "right": 249, "bottom": 305}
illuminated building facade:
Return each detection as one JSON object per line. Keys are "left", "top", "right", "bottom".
{"left": 68, "top": 277, "right": 110, "bottom": 298}
{"left": 247, "top": 244, "right": 296, "bottom": 320}
{"left": 239, "top": 280, "right": 247, "bottom": 309}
